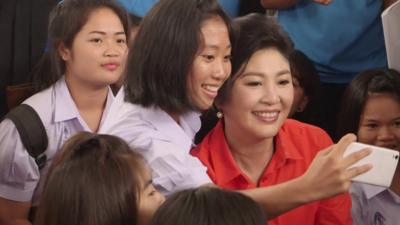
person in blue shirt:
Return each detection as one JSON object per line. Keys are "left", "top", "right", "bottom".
{"left": 116, "top": 0, "right": 240, "bottom": 17}
{"left": 260, "top": 0, "right": 392, "bottom": 140}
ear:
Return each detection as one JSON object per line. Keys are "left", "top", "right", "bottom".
{"left": 58, "top": 42, "right": 71, "bottom": 61}
{"left": 297, "top": 96, "right": 309, "bottom": 112}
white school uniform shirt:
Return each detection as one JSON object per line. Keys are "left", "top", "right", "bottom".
{"left": 103, "top": 90, "right": 211, "bottom": 196}
{"left": 0, "top": 78, "right": 115, "bottom": 205}
{"left": 350, "top": 182, "right": 400, "bottom": 225}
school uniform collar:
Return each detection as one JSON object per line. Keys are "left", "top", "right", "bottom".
{"left": 209, "top": 120, "right": 304, "bottom": 186}
{"left": 362, "top": 184, "right": 388, "bottom": 199}
{"left": 139, "top": 106, "right": 201, "bottom": 151}
{"left": 54, "top": 77, "right": 115, "bottom": 125}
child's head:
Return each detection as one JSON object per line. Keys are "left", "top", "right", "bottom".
{"left": 149, "top": 187, "right": 266, "bottom": 225}
{"left": 288, "top": 49, "right": 320, "bottom": 117}
{"left": 215, "top": 13, "right": 294, "bottom": 141}
{"left": 37, "top": 0, "right": 130, "bottom": 91}
{"left": 125, "top": 0, "right": 233, "bottom": 114}
{"left": 337, "top": 69, "right": 400, "bottom": 151}
{"left": 34, "top": 132, "right": 164, "bottom": 225}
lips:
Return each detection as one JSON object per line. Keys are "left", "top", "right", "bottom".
{"left": 101, "top": 62, "right": 120, "bottom": 71}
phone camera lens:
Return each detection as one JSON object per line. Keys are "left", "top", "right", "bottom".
{"left": 395, "top": 155, "right": 399, "bottom": 160}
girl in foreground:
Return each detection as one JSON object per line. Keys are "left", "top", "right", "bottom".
{"left": 35, "top": 132, "right": 164, "bottom": 225}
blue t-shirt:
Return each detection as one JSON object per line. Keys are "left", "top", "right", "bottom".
{"left": 116, "top": 0, "right": 240, "bottom": 18}
{"left": 278, "top": 0, "right": 387, "bottom": 83}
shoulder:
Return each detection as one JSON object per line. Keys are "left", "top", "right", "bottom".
{"left": 22, "top": 84, "right": 55, "bottom": 125}
{"left": 281, "top": 119, "right": 331, "bottom": 139}
{"left": 279, "top": 119, "right": 333, "bottom": 151}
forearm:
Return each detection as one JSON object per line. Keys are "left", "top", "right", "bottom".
{"left": 240, "top": 176, "right": 315, "bottom": 219}
{"left": 260, "top": 0, "right": 300, "bottom": 9}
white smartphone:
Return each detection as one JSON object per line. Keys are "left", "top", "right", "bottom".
{"left": 343, "top": 142, "right": 399, "bottom": 187}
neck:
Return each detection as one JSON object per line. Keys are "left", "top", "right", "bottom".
{"left": 65, "top": 75, "right": 108, "bottom": 132}
{"left": 167, "top": 111, "right": 181, "bottom": 125}
{"left": 224, "top": 121, "right": 274, "bottom": 184}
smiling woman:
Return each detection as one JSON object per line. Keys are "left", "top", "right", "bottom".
{"left": 192, "top": 13, "right": 353, "bottom": 225}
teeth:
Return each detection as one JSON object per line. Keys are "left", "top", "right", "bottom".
{"left": 253, "top": 112, "right": 278, "bottom": 118}
{"left": 202, "top": 84, "right": 219, "bottom": 92}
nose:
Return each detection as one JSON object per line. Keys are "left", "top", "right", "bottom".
{"left": 377, "top": 126, "right": 395, "bottom": 143}
{"left": 103, "top": 40, "right": 121, "bottom": 57}
{"left": 211, "top": 59, "right": 230, "bottom": 81}
{"left": 157, "top": 192, "right": 166, "bottom": 205}
{"left": 260, "top": 83, "right": 280, "bottom": 105}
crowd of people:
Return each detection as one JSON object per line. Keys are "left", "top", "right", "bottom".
{"left": 0, "top": 0, "right": 398, "bottom": 225}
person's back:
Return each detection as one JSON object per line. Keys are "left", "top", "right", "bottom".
{"left": 261, "top": 0, "right": 388, "bottom": 139}
{"left": 276, "top": 0, "right": 386, "bottom": 83}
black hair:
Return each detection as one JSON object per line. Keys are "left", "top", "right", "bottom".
{"left": 150, "top": 187, "right": 266, "bottom": 225}
{"left": 216, "top": 13, "right": 293, "bottom": 105}
{"left": 124, "top": 0, "right": 233, "bottom": 114}
{"left": 337, "top": 68, "right": 400, "bottom": 138}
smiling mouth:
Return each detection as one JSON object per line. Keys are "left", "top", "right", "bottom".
{"left": 252, "top": 111, "right": 279, "bottom": 122}
{"left": 202, "top": 84, "right": 220, "bottom": 98}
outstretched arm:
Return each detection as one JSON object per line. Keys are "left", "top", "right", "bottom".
{"left": 240, "top": 134, "right": 371, "bottom": 218}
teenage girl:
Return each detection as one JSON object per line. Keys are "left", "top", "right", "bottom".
{"left": 337, "top": 68, "right": 400, "bottom": 225}
{"left": 0, "top": 0, "right": 129, "bottom": 224}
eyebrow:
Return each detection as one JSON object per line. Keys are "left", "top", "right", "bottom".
{"left": 204, "top": 44, "right": 231, "bottom": 50}
{"left": 241, "top": 69, "right": 291, "bottom": 78}
{"left": 89, "top": 31, "right": 126, "bottom": 36}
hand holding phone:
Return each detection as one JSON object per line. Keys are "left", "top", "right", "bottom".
{"left": 343, "top": 142, "right": 399, "bottom": 187}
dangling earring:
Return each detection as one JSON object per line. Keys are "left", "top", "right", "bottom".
{"left": 216, "top": 111, "right": 223, "bottom": 119}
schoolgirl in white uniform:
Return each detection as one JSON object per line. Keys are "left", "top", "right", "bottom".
{"left": 0, "top": 0, "right": 129, "bottom": 223}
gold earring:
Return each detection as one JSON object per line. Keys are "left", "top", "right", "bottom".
{"left": 216, "top": 111, "right": 223, "bottom": 119}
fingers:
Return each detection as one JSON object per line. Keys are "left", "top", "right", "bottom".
{"left": 331, "top": 133, "right": 357, "bottom": 157}
{"left": 341, "top": 147, "right": 372, "bottom": 168}
{"left": 346, "top": 164, "right": 373, "bottom": 179}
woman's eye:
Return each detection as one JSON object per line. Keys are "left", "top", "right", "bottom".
{"left": 90, "top": 38, "right": 102, "bottom": 43}
{"left": 278, "top": 79, "right": 290, "bottom": 86}
{"left": 223, "top": 55, "right": 231, "bottom": 62}
{"left": 117, "top": 38, "right": 126, "bottom": 44}
{"left": 393, "top": 120, "right": 400, "bottom": 128}
{"left": 202, "top": 55, "right": 215, "bottom": 62}
{"left": 246, "top": 81, "right": 262, "bottom": 86}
